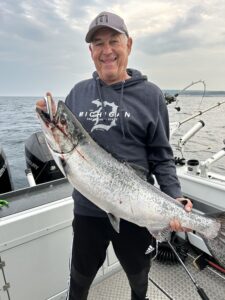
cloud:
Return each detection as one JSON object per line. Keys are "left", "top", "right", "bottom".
{"left": 1, "top": 0, "right": 225, "bottom": 94}
{"left": 134, "top": 5, "right": 206, "bottom": 55}
{"left": 0, "top": 1, "right": 84, "bottom": 63}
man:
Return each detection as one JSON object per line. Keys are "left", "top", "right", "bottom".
{"left": 37, "top": 11, "right": 192, "bottom": 300}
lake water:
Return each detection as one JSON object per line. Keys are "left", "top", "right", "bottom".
{"left": 0, "top": 92, "right": 225, "bottom": 191}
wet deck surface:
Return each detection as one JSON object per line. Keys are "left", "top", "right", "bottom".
{"left": 89, "top": 254, "right": 225, "bottom": 300}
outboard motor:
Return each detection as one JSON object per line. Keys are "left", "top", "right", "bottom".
{"left": 25, "top": 132, "right": 64, "bottom": 185}
{"left": 0, "top": 147, "right": 13, "bottom": 194}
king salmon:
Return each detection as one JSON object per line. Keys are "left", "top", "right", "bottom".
{"left": 36, "top": 100, "right": 225, "bottom": 268}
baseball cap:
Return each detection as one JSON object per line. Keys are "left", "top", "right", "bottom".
{"left": 85, "top": 11, "right": 129, "bottom": 43}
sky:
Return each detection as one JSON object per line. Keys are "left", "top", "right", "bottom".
{"left": 1, "top": 0, "right": 225, "bottom": 96}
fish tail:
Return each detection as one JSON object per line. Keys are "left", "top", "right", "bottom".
{"left": 202, "top": 212, "right": 225, "bottom": 269}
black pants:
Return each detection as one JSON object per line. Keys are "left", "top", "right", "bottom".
{"left": 67, "top": 215, "right": 154, "bottom": 300}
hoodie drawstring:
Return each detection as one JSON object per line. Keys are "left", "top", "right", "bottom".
{"left": 118, "top": 81, "right": 126, "bottom": 138}
{"left": 96, "top": 77, "right": 107, "bottom": 121}
{"left": 96, "top": 77, "right": 126, "bottom": 137}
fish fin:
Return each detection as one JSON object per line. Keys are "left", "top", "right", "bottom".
{"left": 201, "top": 212, "right": 225, "bottom": 269}
{"left": 147, "top": 227, "right": 171, "bottom": 242}
{"left": 108, "top": 213, "right": 120, "bottom": 233}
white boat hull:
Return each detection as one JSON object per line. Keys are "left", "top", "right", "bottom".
{"left": 0, "top": 180, "right": 121, "bottom": 300}
{"left": 176, "top": 165, "right": 225, "bottom": 255}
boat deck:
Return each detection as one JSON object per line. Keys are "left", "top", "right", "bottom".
{"left": 89, "top": 254, "right": 225, "bottom": 300}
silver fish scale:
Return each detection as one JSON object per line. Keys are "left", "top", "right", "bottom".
{"left": 62, "top": 139, "right": 219, "bottom": 239}
{"left": 37, "top": 100, "right": 225, "bottom": 268}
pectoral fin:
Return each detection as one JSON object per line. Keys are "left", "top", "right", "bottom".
{"left": 147, "top": 227, "right": 171, "bottom": 242}
{"left": 108, "top": 213, "right": 121, "bottom": 233}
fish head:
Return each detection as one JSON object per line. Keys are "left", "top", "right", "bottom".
{"left": 36, "top": 101, "right": 88, "bottom": 155}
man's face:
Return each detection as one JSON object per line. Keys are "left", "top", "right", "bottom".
{"left": 89, "top": 28, "right": 132, "bottom": 85}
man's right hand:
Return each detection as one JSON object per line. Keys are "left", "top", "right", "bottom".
{"left": 36, "top": 92, "right": 56, "bottom": 115}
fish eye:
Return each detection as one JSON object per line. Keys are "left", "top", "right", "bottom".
{"left": 60, "top": 117, "right": 67, "bottom": 125}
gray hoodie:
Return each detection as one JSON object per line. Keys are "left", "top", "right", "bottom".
{"left": 65, "top": 69, "right": 182, "bottom": 217}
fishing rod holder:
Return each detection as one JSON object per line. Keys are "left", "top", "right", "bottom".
{"left": 199, "top": 147, "right": 225, "bottom": 178}
{"left": 178, "top": 121, "right": 205, "bottom": 156}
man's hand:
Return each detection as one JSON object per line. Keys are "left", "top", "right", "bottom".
{"left": 36, "top": 92, "right": 56, "bottom": 115}
{"left": 169, "top": 198, "right": 193, "bottom": 232}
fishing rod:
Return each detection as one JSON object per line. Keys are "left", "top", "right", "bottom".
{"left": 167, "top": 240, "right": 210, "bottom": 300}
{"left": 148, "top": 277, "right": 174, "bottom": 300}
{"left": 170, "top": 100, "right": 225, "bottom": 137}
{"left": 148, "top": 237, "right": 210, "bottom": 299}
{"left": 175, "top": 80, "right": 206, "bottom": 111}
{"left": 179, "top": 100, "right": 225, "bottom": 126}
{"left": 165, "top": 80, "right": 206, "bottom": 111}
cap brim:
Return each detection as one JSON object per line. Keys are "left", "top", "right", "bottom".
{"left": 85, "top": 25, "right": 125, "bottom": 43}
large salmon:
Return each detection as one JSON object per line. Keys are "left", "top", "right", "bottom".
{"left": 36, "top": 100, "right": 225, "bottom": 268}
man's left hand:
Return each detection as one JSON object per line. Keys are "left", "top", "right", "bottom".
{"left": 169, "top": 198, "right": 193, "bottom": 232}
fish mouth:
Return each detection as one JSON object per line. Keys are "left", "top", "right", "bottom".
{"left": 36, "top": 107, "right": 50, "bottom": 121}
{"left": 37, "top": 101, "right": 90, "bottom": 155}
{"left": 36, "top": 106, "right": 77, "bottom": 154}
{"left": 36, "top": 105, "right": 68, "bottom": 133}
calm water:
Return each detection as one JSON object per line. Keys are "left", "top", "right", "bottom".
{"left": 0, "top": 93, "right": 225, "bottom": 191}
{"left": 0, "top": 96, "right": 64, "bottom": 190}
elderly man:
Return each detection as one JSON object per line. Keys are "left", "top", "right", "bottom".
{"left": 37, "top": 11, "right": 192, "bottom": 300}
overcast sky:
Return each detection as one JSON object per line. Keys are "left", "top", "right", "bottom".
{"left": 1, "top": 0, "right": 225, "bottom": 96}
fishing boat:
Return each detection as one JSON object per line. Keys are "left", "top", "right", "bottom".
{"left": 1, "top": 84, "right": 225, "bottom": 300}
